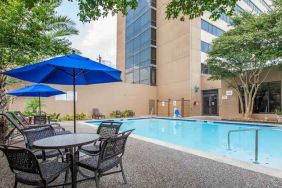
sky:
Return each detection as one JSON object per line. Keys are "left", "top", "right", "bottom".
{"left": 56, "top": 1, "right": 117, "bottom": 66}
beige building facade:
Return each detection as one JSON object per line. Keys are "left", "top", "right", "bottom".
{"left": 10, "top": 0, "right": 276, "bottom": 119}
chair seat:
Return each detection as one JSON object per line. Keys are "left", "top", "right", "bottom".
{"left": 80, "top": 144, "right": 100, "bottom": 155}
{"left": 16, "top": 160, "right": 70, "bottom": 186}
{"left": 32, "top": 149, "right": 63, "bottom": 159}
{"left": 78, "top": 155, "right": 120, "bottom": 173}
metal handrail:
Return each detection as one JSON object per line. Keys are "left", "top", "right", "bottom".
{"left": 228, "top": 128, "right": 260, "bottom": 164}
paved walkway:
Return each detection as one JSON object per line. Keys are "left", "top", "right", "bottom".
{"left": 0, "top": 122, "right": 282, "bottom": 187}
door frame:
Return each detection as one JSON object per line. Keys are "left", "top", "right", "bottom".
{"left": 202, "top": 89, "right": 219, "bottom": 116}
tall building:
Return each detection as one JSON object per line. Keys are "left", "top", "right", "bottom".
{"left": 117, "top": 0, "right": 272, "bottom": 116}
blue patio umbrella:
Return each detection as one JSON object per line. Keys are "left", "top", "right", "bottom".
{"left": 3, "top": 53, "right": 122, "bottom": 132}
{"left": 7, "top": 83, "right": 65, "bottom": 115}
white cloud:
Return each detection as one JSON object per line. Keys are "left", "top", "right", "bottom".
{"left": 70, "top": 16, "right": 117, "bottom": 66}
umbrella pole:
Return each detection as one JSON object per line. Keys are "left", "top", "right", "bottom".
{"left": 73, "top": 73, "right": 76, "bottom": 133}
{"left": 39, "top": 95, "right": 41, "bottom": 116}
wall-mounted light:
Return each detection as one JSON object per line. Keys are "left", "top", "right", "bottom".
{"left": 194, "top": 85, "right": 200, "bottom": 93}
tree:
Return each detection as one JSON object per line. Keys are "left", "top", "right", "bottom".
{"left": 21, "top": 0, "right": 240, "bottom": 22}
{"left": 206, "top": 3, "right": 282, "bottom": 118}
{"left": 0, "top": 0, "right": 78, "bottom": 112}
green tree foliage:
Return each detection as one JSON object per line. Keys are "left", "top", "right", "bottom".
{"left": 21, "top": 0, "right": 240, "bottom": 22}
{"left": 207, "top": 1, "right": 282, "bottom": 118}
{"left": 165, "top": 0, "right": 238, "bottom": 20}
{"left": 0, "top": 0, "right": 78, "bottom": 112}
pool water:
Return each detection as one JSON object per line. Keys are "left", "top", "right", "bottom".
{"left": 88, "top": 118, "right": 282, "bottom": 170}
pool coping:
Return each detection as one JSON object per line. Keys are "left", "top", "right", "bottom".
{"left": 81, "top": 118, "right": 282, "bottom": 179}
{"left": 85, "top": 116, "right": 282, "bottom": 128}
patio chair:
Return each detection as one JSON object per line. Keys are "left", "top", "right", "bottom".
{"left": 50, "top": 113, "right": 61, "bottom": 122}
{"left": 7, "top": 111, "right": 69, "bottom": 135}
{"left": 79, "top": 121, "right": 122, "bottom": 155}
{"left": 0, "top": 145, "right": 70, "bottom": 188}
{"left": 13, "top": 111, "right": 31, "bottom": 125}
{"left": 78, "top": 129, "right": 134, "bottom": 188}
{"left": 0, "top": 113, "right": 69, "bottom": 147}
{"left": 22, "top": 125, "right": 65, "bottom": 160}
{"left": 92, "top": 108, "right": 106, "bottom": 119}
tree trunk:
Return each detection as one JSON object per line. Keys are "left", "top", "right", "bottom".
{"left": 0, "top": 74, "right": 8, "bottom": 113}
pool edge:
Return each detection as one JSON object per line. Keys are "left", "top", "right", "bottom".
{"left": 81, "top": 120, "right": 282, "bottom": 179}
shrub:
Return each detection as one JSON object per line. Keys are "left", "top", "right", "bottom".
{"left": 110, "top": 110, "right": 135, "bottom": 118}
{"left": 110, "top": 110, "right": 122, "bottom": 118}
{"left": 123, "top": 110, "right": 135, "bottom": 117}
{"left": 60, "top": 112, "right": 88, "bottom": 121}
{"left": 24, "top": 98, "right": 45, "bottom": 116}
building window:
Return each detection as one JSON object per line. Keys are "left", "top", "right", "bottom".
{"left": 201, "top": 19, "right": 224, "bottom": 37}
{"left": 201, "top": 63, "right": 209, "bottom": 74}
{"left": 125, "top": 0, "right": 157, "bottom": 86}
{"left": 220, "top": 13, "right": 232, "bottom": 24}
{"left": 258, "top": 0, "right": 272, "bottom": 11}
{"left": 201, "top": 41, "right": 212, "bottom": 53}
{"left": 151, "top": 67, "right": 156, "bottom": 86}
{"left": 253, "top": 81, "right": 281, "bottom": 113}
{"left": 239, "top": 81, "right": 281, "bottom": 113}
{"left": 235, "top": 5, "right": 244, "bottom": 13}
{"left": 243, "top": 0, "right": 262, "bottom": 14}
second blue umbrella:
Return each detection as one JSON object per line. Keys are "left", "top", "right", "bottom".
{"left": 7, "top": 83, "right": 65, "bottom": 115}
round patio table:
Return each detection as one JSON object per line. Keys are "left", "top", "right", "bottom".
{"left": 33, "top": 133, "right": 100, "bottom": 188}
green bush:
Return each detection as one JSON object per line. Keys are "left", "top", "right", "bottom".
{"left": 123, "top": 110, "right": 135, "bottom": 118}
{"left": 60, "top": 112, "right": 88, "bottom": 121}
{"left": 276, "top": 111, "right": 282, "bottom": 116}
{"left": 110, "top": 110, "right": 122, "bottom": 118}
{"left": 110, "top": 110, "right": 135, "bottom": 118}
{"left": 24, "top": 98, "right": 45, "bottom": 116}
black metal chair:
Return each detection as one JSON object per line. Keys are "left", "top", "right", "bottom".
{"left": 0, "top": 145, "right": 70, "bottom": 188}
{"left": 8, "top": 111, "right": 68, "bottom": 135}
{"left": 22, "top": 125, "right": 64, "bottom": 160}
{"left": 2, "top": 112, "right": 70, "bottom": 145}
{"left": 78, "top": 129, "right": 134, "bottom": 188}
{"left": 79, "top": 121, "right": 122, "bottom": 155}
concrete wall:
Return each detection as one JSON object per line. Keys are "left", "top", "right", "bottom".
{"left": 9, "top": 82, "right": 157, "bottom": 118}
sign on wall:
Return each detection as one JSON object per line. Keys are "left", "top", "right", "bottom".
{"left": 226, "top": 90, "right": 233, "bottom": 96}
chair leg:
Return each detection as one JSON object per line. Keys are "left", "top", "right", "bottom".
{"left": 120, "top": 160, "right": 127, "bottom": 184}
{"left": 64, "top": 169, "right": 69, "bottom": 185}
{"left": 14, "top": 180, "right": 17, "bottom": 188}
{"left": 95, "top": 172, "right": 100, "bottom": 188}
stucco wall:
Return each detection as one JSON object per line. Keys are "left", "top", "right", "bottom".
{"left": 9, "top": 82, "right": 157, "bottom": 118}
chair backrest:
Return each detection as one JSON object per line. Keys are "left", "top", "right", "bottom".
{"left": 0, "top": 113, "right": 26, "bottom": 132}
{"left": 98, "top": 129, "right": 134, "bottom": 165}
{"left": 13, "top": 111, "right": 30, "bottom": 125}
{"left": 56, "top": 113, "right": 61, "bottom": 120}
{"left": 34, "top": 115, "right": 47, "bottom": 124}
{"left": 23, "top": 126, "right": 55, "bottom": 148}
{"left": 0, "top": 145, "right": 41, "bottom": 176}
{"left": 97, "top": 121, "right": 122, "bottom": 138}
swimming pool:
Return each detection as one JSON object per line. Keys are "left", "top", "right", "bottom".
{"left": 87, "top": 118, "right": 282, "bottom": 170}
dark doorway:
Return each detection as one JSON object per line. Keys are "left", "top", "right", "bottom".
{"left": 202, "top": 90, "right": 218, "bottom": 115}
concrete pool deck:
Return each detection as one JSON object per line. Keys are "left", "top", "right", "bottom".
{"left": 1, "top": 121, "right": 282, "bottom": 187}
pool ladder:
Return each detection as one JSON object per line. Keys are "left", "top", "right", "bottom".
{"left": 228, "top": 128, "right": 260, "bottom": 164}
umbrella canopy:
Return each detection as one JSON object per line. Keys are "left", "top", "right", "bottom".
{"left": 7, "top": 83, "right": 65, "bottom": 97}
{"left": 7, "top": 83, "right": 65, "bottom": 114}
{"left": 3, "top": 53, "right": 122, "bottom": 132}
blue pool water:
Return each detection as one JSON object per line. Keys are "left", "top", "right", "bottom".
{"left": 87, "top": 118, "right": 282, "bottom": 170}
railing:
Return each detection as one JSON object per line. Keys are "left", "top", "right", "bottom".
{"left": 228, "top": 128, "right": 260, "bottom": 164}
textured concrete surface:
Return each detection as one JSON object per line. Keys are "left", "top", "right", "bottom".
{"left": 1, "top": 122, "right": 282, "bottom": 188}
